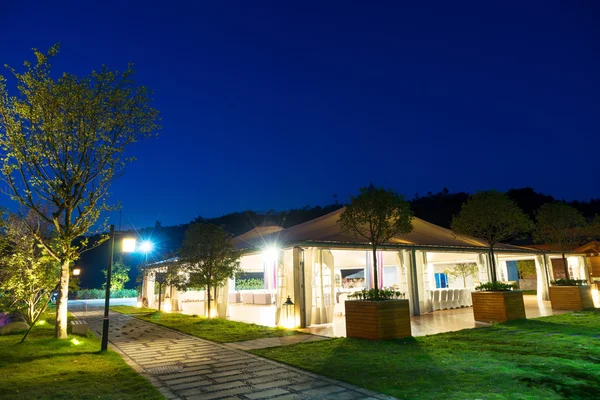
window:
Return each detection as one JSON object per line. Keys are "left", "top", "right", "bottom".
{"left": 434, "top": 273, "right": 448, "bottom": 289}
{"left": 383, "top": 266, "right": 398, "bottom": 287}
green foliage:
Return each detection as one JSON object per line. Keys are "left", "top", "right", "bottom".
{"left": 0, "top": 44, "right": 160, "bottom": 338}
{"left": 102, "top": 257, "right": 130, "bottom": 291}
{"left": 177, "top": 223, "right": 242, "bottom": 317}
{"left": 475, "top": 281, "right": 517, "bottom": 291}
{"left": 235, "top": 278, "right": 264, "bottom": 291}
{"left": 452, "top": 191, "right": 532, "bottom": 283}
{"left": 534, "top": 203, "right": 587, "bottom": 247}
{"left": 0, "top": 309, "right": 164, "bottom": 399}
{"left": 348, "top": 288, "right": 405, "bottom": 301}
{"left": 252, "top": 311, "right": 600, "bottom": 399}
{"left": 0, "top": 211, "right": 59, "bottom": 324}
{"left": 339, "top": 185, "right": 413, "bottom": 290}
{"left": 550, "top": 279, "right": 587, "bottom": 286}
{"left": 76, "top": 288, "right": 137, "bottom": 299}
{"left": 517, "top": 260, "right": 536, "bottom": 279}
{"left": 444, "top": 263, "right": 478, "bottom": 288}
{"left": 452, "top": 191, "right": 533, "bottom": 246}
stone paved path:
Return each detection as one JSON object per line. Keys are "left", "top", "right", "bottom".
{"left": 71, "top": 306, "right": 395, "bottom": 400}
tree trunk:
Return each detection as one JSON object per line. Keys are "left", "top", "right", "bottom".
{"left": 372, "top": 245, "right": 379, "bottom": 293}
{"left": 489, "top": 247, "right": 497, "bottom": 284}
{"left": 55, "top": 260, "right": 70, "bottom": 339}
{"left": 562, "top": 253, "right": 570, "bottom": 280}
{"left": 206, "top": 284, "right": 211, "bottom": 318}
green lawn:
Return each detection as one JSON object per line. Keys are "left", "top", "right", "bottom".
{"left": 252, "top": 311, "right": 600, "bottom": 400}
{"left": 0, "top": 310, "right": 163, "bottom": 400}
{"left": 111, "top": 305, "right": 303, "bottom": 343}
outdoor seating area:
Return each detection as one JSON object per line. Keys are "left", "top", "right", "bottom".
{"left": 427, "top": 288, "right": 473, "bottom": 310}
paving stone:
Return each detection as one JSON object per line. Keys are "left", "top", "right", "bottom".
{"left": 245, "top": 388, "right": 290, "bottom": 399}
{"left": 187, "top": 386, "right": 253, "bottom": 400}
{"left": 170, "top": 380, "right": 212, "bottom": 390}
{"left": 207, "top": 370, "right": 243, "bottom": 379}
{"left": 251, "top": 379, "right": 292, "bottom": 390}
{"left": 270, "top": 395, "right": 306, "bottom": 400}
{"left": 303, "top": 385, "right": 347, "bottom": 397}
{"left": 204, "top": 380, "right": 247, "bottom": 392}
{"left": 252, "top": 367, "right": 289, "bottom": 377}
{"left": 288, "top": 380, "right": 330, "bottom": 391}
{"left": 215, "top": 373, "right": 253, "bottom": 383}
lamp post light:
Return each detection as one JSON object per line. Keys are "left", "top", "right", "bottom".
{"left": 101, "top": 225, "right": 136, "bottom": 352}
{"left": 283, "top": 295, "right": 295, "bottom": 329}
{"left": 72, "top": 268, "right": 81, "bottom": 276}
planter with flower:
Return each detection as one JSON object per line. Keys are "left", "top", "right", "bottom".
{"left": 344, "top": 288, "right": 411, "bottom": 340}
{"left": 471, "top": 282, "right": 525, "bottom": 323}
{"left": 549, "top": 279, "right": 594, "bottom": 311}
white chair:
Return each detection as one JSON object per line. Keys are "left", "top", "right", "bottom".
{"left": 452, "top": 289, "right": 461, "bottom": 308}
{"left": 466, "top": 289, "right": 473, "bottom": 307}
{"left": 440, "top": 289, "right": 448, "bottom": 309}
{"left": 432, "top": 290, "right": 441, "bottom": 310}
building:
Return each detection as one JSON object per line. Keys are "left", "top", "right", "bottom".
{"left": 141, "top": 208, "right": 588, "bottom": 331}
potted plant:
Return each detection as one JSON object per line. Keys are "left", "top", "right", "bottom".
{"left": 471, "top": 282, "right": 525, "bottom": 323}
{"left": 549, "top": 279, "right": 595, "bottom": 311}
{"left": 345, "top": 288, "right": 411, "bottom": 340}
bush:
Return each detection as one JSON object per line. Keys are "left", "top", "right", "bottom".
{"left": 551, "top": 279, "right": 587, "bottom": 286}
{"left": 76, "top": 289, "right": 138, "bottom": 299}
{"left": 475, "top": 282, "right": 517, "bottom": 292}
{"left": 235, "top": 278, "right": 264, "bottom": 291}
{"left": 348, "top": 288, "right": 405, "bottom": 301}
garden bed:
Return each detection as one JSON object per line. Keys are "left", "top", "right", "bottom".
{"left": 472, "top": 290, "right": 525, "bottom": 323}
{"left": 549, "top": 285, "right": 595, "bottom": 311}
{"left": 345, "top": 299, "right": 411, "bottom": 340}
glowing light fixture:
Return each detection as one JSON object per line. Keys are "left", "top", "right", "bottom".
{"left": 136, "top": 301, "right": 143, "bottom": 308}
{"left": 71, "top": 338, "right": 81, "bottom": 345}
{"left": 163, "top": 301, "right": 172, "bottom": 313}
{"left": 262, "top": 246, "right": 279, "bottom": 262}
{"left": 122, "top": 238, "right": 136, "bottom": 253}
{"left": 72, "top": 268, "right": 81, "bottom": 276}
{"left": 37, "top": 320, "right": 46, "bottom": 325}
{"left": 139, "top": 240, "right": 154, "bottom": 254}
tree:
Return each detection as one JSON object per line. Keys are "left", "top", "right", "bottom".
{"left": 0, "top": 45, "right": 159, "bottom": 338}
{"left": 517, "top": 260, "right": 536, "bottom": 279}
{"left": 338, "top": 185, "right": 413, "bottom": 292}
{"left": 178, "top": 223, "right": 242, "bottom": 318}
{"left": 534, "top": 203, "right": 587, "bottom": 280}
{"left": 444, "top": 263, "right": 478, "bottom": 288}
{"left": 452, "top": 191, "right": 533, "bottom": 283}
{"left": 0, "top": 211, "right": 59, "bottom": 324}
{"left": 102, "top": 257, "right": 130, "bottom": 291}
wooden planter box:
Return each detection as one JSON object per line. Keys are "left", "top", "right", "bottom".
{"left": 472, "top": 291, "right": 525, "bottom": 323}
{"left": 345, "top": 299, "right": 411, "bottom": 340}
{"left": 549, "top": 285, "right": 595, "bottom": 311}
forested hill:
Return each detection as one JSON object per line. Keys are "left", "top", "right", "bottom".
{"left": 76, "top": 187, "right": 600, "bottom": 289}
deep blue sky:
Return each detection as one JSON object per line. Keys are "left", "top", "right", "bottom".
{"left": 1, "top": 1, "right": 598, "bottom": 229}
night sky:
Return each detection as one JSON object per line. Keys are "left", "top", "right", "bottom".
{"left": 1, "top": 1, "right": 598, "bottom": 229}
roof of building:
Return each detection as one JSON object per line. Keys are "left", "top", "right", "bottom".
{"left": 233, "top": 207, "right": 524, "bottom": 252}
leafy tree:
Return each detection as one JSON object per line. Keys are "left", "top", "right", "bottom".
{"left": 177, "top": 223, "right": 242, "bottom": 318}
{"left": 102, "top": 257, "right": 130, "bottom": 291}
{"left": 534, "top": 203, "right": 587, "bottom": 280}
{"left": 0, "top": 45, "right": 159, "bottom": 338}
{"left": 452, "top": 191, "right": 533, "bottom": 283}
{"left": 338, "top": 185, "right": 413, "bottom": 292}
{"left": 0, "top": 211, "right": 59, "bottom": 324}
{"left": 444, "top": 263, "right": 478, "bottom": 288}
{"left": 517, "top": 260, "right": 536, "bottom": 279}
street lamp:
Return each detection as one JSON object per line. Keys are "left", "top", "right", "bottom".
{"left": 72, "top": 268, "right": 81, "bottom": 276}
{"left": 101, "top": 225, "right": 136, "bottom": 352}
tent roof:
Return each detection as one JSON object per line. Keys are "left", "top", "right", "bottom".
{"left": 233, "top": 207, "right": 523, "bottom": 251}
{"left": 232, "top": 221, "right": 285, "bottom": 249}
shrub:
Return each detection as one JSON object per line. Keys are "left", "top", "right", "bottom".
{"left": 76, "top": 288, "right": 138, "bottom": 299}
{"left": 551, "top": 279, "right": 587, "bottom": 286}
{"left": 475, "top": 282, "right": 517, "bottom": 292}
{"left": 235, "top": 278, "right": 264, "bottom": 291}
{"left": 348, "top": 288, "right": 405, "bottom": 301}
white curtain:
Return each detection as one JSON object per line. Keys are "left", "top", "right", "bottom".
{"left": 310, "top": 248, "right": 335, "bottom": 325}
{"left": 476, "top": 253, "right": 489, "bottom": 283}
{"left": 535, "top": 254, "right": 550, "bottom": 301}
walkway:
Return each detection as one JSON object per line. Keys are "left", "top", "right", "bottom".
{"left": 71, "top": 305, "right": 394, "bottom": 400}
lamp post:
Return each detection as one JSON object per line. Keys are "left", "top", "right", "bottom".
{"left": 283, "top": 295, "right": 294, "bottom": 328}
{"left": 101, "top": 225, "right": 136, "bottom": 352}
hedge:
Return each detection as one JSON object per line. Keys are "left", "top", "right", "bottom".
{"left": 76, "top": 289, "right": 138, "bottom": 299}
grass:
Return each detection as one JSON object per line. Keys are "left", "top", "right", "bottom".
{"left": 111, "top": 305, "right": 303, "bottom": 343}
{"left": 252, "top": 311, "right": 600, "bottom": 400}
{"left": 0, "top": 309, "right": 163, "bottom": 400}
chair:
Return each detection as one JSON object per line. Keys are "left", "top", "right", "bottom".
{"left": 452, "top": 289, "right": 461, "bottom": 308}
{"left": 432, "top": 290, "right": 441, "bottom": 310}
{"left": 465, "top": 289, "right": 473, "bottom": 307}
{"left": 439, "top": 289, "right": 448, "bottom": 309}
